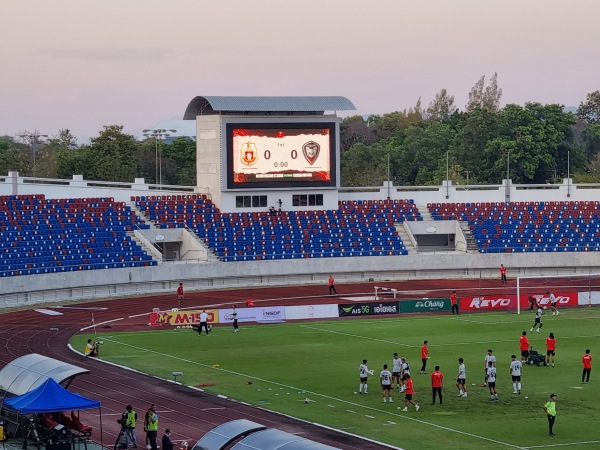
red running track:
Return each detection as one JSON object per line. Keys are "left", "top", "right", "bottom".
{"left": 0, "top": 278, "right": 523, "bottom": 449}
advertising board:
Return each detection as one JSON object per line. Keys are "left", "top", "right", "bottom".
{"left": 338, "top": 302, "right": 399, "bottom": 317}
{"left": 399, "top": 298, "right": 451, "bottom": 313}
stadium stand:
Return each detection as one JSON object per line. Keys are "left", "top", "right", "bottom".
{"left": 133, "top": 196, "right": 421, "bottom": 261}
{"left": 428, "top": 201, "right": 600, "bottom": 253}
{"left": 0, "top": 195, "right": 154, "bottom": 277}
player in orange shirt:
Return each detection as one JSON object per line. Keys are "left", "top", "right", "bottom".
{"left": 328, "top": 275, "right": 338, "bottom": 295}
{"left": 582, "top": 349, "right": 592, "bottom": 383}
{"left": 399, "top": 374, "right": 420, "bottom": 412}
{"left": 450, "top": 291, "right": 459, "bottom": 315}
{"left": 430, "top": 366, "right": 444, "bottom": 405}
{"left": 177, "top": 283, "right": 184, "bottom": 308}
{"left": 420, "top": 340, "right": 430, "bottom": 374}
{"left": 519, "top": 331, "right": 530, "bottom": 365}
{"left": 500, "top": 264, "right": 507, "bottom": 284}
{"left": 545, "top": 333, "right": 556, "bottom": 367}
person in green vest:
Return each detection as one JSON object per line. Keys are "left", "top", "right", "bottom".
{"left": 122, "top": 404, "right": 137, "bottom": 448}
{"left": 543, "top": 394, "right": 557, "bottom": 437}
{"left": 145, "top": 404, "right": 159, "bottom": 450}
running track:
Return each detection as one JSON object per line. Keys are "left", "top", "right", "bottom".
{"left": 0, "top": 278, "right": 547, "bottom": 449}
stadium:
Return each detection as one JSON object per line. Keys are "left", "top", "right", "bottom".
{"left": 1, "top": 96, "right": 599, "bottom": 450}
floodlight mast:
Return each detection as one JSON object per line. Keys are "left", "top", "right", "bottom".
{"left": 17, "top": 130, "right": 48, "bottom": 177}
{"left": 142, "top": 128, "right": 177, "bottom": 188}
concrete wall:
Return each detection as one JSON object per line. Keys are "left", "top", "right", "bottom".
{"left": 3, "top": 250, "right": 600, "bottom": 307}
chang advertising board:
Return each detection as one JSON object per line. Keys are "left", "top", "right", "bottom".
{"left": 226, "top": 122, "right": 336, "bottom": 189}
{"left": 338, "top": 302, "right": 399, "bottom": 317}
{"left": 399, "top": 298, "right": 451, "bottom": 313}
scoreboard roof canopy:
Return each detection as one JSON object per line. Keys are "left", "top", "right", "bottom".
{"left": 183, "top": 96, "right": 356, "bottom": 119}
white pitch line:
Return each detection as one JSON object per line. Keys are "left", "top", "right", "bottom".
{"left": 299, "top": 325, "right": 418, "bottom": 348}
{"left": 364, "top": 415, "right": 375, "bottom": 419}
{"left": 101, "top": 336, "right": 526, "bottom": 449}
{"left": 524, "top": 440, "right": 600, "bottom": 449}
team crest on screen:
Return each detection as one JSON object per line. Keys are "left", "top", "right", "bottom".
{"left": 240, "top": 142, "right": 257, "bottom": 165}
{"left": 302, "top": 141, "right": 320, "bottom": 165}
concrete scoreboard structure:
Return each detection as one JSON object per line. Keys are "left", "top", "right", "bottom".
{"left": 183, "top": 96, "right": 356, "bottom": 212}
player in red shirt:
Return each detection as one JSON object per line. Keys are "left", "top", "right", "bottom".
{"left": 430, "top": 366, "right": 444, "bottom": 405}
{"left": 177, "top": 283, "right": 184, "bottom": 308}
{"left": 500, "top": 264, "right": 507, "bottom": 284}
{"left": 450, "top": 291, "right": 459, "bottom": 315}
{"left": 420, "top": 341, "right": 430, "bottom": 374}
{"left": 582, "top": 349, "right": 592, "bottom": 383}
{"left": 399, "top": 374, "right": 420, "bottom": 412}
{"left": 519, "top": 331, "right": 530, "bottom": 365}
{"left": 545, "top": 333, "right": 556, "bottom": 367}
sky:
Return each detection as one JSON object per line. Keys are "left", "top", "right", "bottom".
{"left": 1, "top": 0, "right": 599, "bottom": 144}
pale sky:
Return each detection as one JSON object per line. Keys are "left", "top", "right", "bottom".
{"left": 1, "top": 0, "right": 599, "bottom": 144}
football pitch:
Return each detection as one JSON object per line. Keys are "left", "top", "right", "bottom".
{"left": 73, "top": 309, "right": 600, "bottom": 450}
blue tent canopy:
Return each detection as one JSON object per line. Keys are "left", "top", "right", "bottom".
{"left": 3, "top": 378, "right": 100, "bottom": 414}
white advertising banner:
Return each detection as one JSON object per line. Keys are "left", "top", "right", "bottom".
{"left": 219, "top": 306, "right": 285, "bottom": 323}
{"left": 285, "top": 304, "right": 339, "bottom": 320}
{"left": 578, "top": 291, "right": 600, "bottom": 305}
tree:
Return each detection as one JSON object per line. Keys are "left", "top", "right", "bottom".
{"left": 466, "top": 73, "right": 503, "bottom": 112}
{"left": 426, "top": 88, "right": 457, "bottom": 121}
{"left": 577, "top": 90, "right": 600, "bottom": 123}
{"left": 57, "top": 125, "right": 141, "bottom": 182}
{"left": 0, "top": 136, "right": 29, "bottom": 175}
{"left": 162, "top": 137, "right": 196, "bottom": 186}
{"left": 47, "top": 129, "right": 78, "bottom": 151}
{"left": 340, "top": 115, "right": 372, "bottom": 153}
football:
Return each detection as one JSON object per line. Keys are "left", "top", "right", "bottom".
{"left": 304, "top": 398, "right": 310, "bottom": 403}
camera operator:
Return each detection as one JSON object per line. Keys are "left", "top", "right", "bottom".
{"left": 122, "top": 405, "right": 138, "bottom": 449}
{"left": 85, "top": 339, "right": 99, "bottom": 357}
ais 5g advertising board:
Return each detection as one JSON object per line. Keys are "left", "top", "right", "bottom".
{"left": 226, "top": 122, "right": 337, "bottom": 189}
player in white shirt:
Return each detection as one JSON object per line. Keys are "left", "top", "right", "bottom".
{"left": 455, "top": 357, "right": 467, "bottom": 397}
{"left": 358, "top": 359, "right": 372, "bottom": 394}
{"left": 547, "top": 291, "right": 559, "bottom": 315}
{"left": 486, "top": 361, "right": 498, "bottom": 401}
{"left": 392, "top": 353, "right": 402, "bottom": 390}
{"left": 509, "top": 355, "right": 523, "bottom": 394}
{"left": 482, "top": 349, "right": 496, "bottom": 386}
{"left": 530, "top": 305, "right": 544, "bottom": 333}
{"left": 400, "top": 358, "right": 410, "bottom": 392}
{"left": 380, "top": 364, "right": 393, "bottom": 403}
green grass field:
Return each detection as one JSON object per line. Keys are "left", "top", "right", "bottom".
{"left": 72, "top": 309, "right": 600, "bottom": 450}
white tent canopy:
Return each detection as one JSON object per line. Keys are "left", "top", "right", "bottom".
{"left": 0, "top": 353, "right": 90, "bottom": 396}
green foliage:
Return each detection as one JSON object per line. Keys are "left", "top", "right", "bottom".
{"left": 0, "top": 136, "right": 29, "bottom": 175}
{"left": 73, "top": 309, "right": 600, "bottom": 450}
{"left": 577, "top": 90, "right": 600, "bottom": 124}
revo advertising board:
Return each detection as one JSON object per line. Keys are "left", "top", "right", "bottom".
{"left": 461, "top": 296, "right": 516, "bottom": 311}
{"left": 338, "top": 302, "right": 399, "bottom": 317}
{"left": 519, "top": 292, "right": 578, "bottom": 308}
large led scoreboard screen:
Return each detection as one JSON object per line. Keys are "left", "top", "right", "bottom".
{"left": 226, "top": 122, "right": 336, "bottom": 189}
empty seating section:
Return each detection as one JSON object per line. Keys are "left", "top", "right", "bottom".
{"left": 428, "top": 201, "right": 600, "bottom": 253}
{"left": 0, "top": 195, "right": 154, "bottom": 277}
{"left": 134, "top": 196, "right": 420, "bottom": 261}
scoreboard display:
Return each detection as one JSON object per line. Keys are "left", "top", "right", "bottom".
{"left": 226, "top": 122, "right": 336, "bottom": 189}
